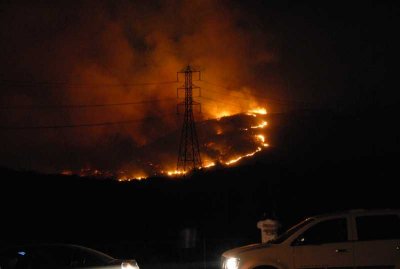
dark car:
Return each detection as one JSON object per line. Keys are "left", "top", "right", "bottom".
{"left": 0, "top": 243, "right": 139, "bottom": 269}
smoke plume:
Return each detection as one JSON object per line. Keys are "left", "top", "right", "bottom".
{"left": 0, "top": 1, "right": 279, "bottom": 175}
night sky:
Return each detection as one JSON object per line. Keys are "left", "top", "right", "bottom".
{"left": 239, "top": 1, "right": 399, "bottom": 111}
{"left": 1, "top": 1, "right": 398, "bottom": 106}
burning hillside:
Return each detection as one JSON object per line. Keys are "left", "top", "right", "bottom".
{"left": 0, "top": 1, "right": 281, "bottom": 177}
{"left": 60, "top": 107, "right": 269, "bottom": 181}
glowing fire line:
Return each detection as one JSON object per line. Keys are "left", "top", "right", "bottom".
{"left": 203, "top": 161, "right": 216, "bottom": 168}
{"left": 68, "top": 107, "right": 270, "bottom": 182}
{"left": 251, "top": 121, "right": 268, "bottom": 129}
{"left": 250, "top": 108, "right": 267, "bottom": 115}
{"left": 167, "top": 170, "right": 187, "bottom": 176}
{"left": 225, "top": 147, "right": 263, "bottom": 165}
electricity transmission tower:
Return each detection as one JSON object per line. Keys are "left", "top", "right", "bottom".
{"left": 177, "top": 65, "right": 202, "bottom": 171}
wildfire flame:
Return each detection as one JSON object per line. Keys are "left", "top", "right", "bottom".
{"left": 225, "top": 147, "right": 263, "bottom": 166}
{"left": 62, "top": 106, "right": 270, "bottom": 182}
{"left": 118, "top": 176, "right": 146, "bottom": 182}
{"left": 173, "top": 107, "right": 269, "bottom": 173}
{"left": 247, "top": 108, "right": 267, "bottom": 116}
{"left": 216, "top": 111, "right": 233, "bottom": 120}
{"left": 117, "top": 172, "right": 147, "bottom": 181}
{"left": 203, "top": 161, "right": 216, "bottom": 168}
{"left": 256, "top": 134, "right": 265, "bottom": 143}
{"left": 165, "top": 170, "right": 187, "bottom": 176}
{"left": 2, "top": 1, "right": 281, "bottom": 183}
{"left": 251, "top": 121, "right": 268, "bottom": 129}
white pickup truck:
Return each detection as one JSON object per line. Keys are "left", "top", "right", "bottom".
{"left": 222, "top": 209, "right": 400, "bottom": 269}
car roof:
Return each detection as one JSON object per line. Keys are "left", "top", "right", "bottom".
{"left": 0, "top": 243, "right": 114, "bottom": 259}
{"left": 309, "top": 208, "right": 400, "bottom": 221}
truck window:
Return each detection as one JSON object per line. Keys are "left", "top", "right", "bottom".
{"left": 356, "top": 214, "right": 400, "bottom": 241}
{"left": 293, "top": 218, "right": 348, "bottom": 245}
{"left": 270, "top": 218, "right": 314, "bottom": 244}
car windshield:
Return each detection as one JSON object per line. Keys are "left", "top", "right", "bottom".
{"left": 269, "top": 218, "right": 314, "bottom": 244}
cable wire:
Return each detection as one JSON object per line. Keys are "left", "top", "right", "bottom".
{"left": 0, "top": 79, "right": 178, "bottom": 88}
{"left": 0, "top": 114, "right": 178, "bottom": 130}
{"left": 0, "top": 98, "right": 176, "bottom": 110}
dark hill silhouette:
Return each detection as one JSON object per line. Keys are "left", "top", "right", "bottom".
{"left": 0, "top": 108, "right": 398, "bottom": 267}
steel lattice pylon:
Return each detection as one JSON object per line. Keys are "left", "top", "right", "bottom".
{"left": 177, "top": 65, "right": 202, "bottom": 171}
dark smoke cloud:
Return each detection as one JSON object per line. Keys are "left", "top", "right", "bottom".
{"left": 0, "top": 1, "right": 278, "bottom": 174}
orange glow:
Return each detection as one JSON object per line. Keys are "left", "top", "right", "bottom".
{"left": 118, "top": 177, "right": 133, "bottom": 182}
{"left": 116, "top": 170, "right": 149, "bottom": 182}
{"left": 216, "top": 111, "right": 234, "bottom": 119}
{"left": 249, "top": 108, "right": 267, "bottom": 115}
{"left": 256, "top": 134, "right": 265, "bottom": 143}
{"left": 61, "top": 170, "right": 73, "bottom": 176}
{"left": 203, "top": 161, "right": 216, "bottom": 168}
{"left": 225, "top": 156, "right": 243, "bottom": 165}
{"left": 119, "top": 174, "right": 148, "bottom": 181}
{"left": 225, "top": 147, "right": 262, "bottom": 166}
{"left": 59, "top": 110, "right": 271, "bottom": 180}
{"left": 166, "top": 170, "right": 187, "bottom": 176}
{"left": 251, "top": 121, "right": 268, "bottom": 129}
{"left": 3, "top": 1, "right": 283, "bottom": 179}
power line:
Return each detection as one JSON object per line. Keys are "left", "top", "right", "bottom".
{"left": 0, "top": 78, "right": 309, "bottom": 110}
{"left": 0, "top": 114, "right": 177, "bottom": 130}
{"left": 0, "top": 105, "right": 261, "bottom": 131}
{"left": 0, "top": 114, "right": 223, "bottom": 131}
{"left": 0, "top": 79, "right": 178, "bottom": 88}
{"left": 0, "top": 97, "right": 176, "bottom": 110}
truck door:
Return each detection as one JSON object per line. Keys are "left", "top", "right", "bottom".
{"left": 293, "top": 218, "right": 354, "bottom": 269}
{"left": 354, "top": 214, "right": 400, "bottom": 269}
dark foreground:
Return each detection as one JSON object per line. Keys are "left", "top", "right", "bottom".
{"left": 1, "top": 109, "right": 399, "bottom": 269}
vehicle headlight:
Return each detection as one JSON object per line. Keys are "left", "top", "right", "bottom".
{"left": 121, "top": 261, "right": 139, "bottom": 269}
{"left": 225, "top": 257, "right": 240, "bottom": 269}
